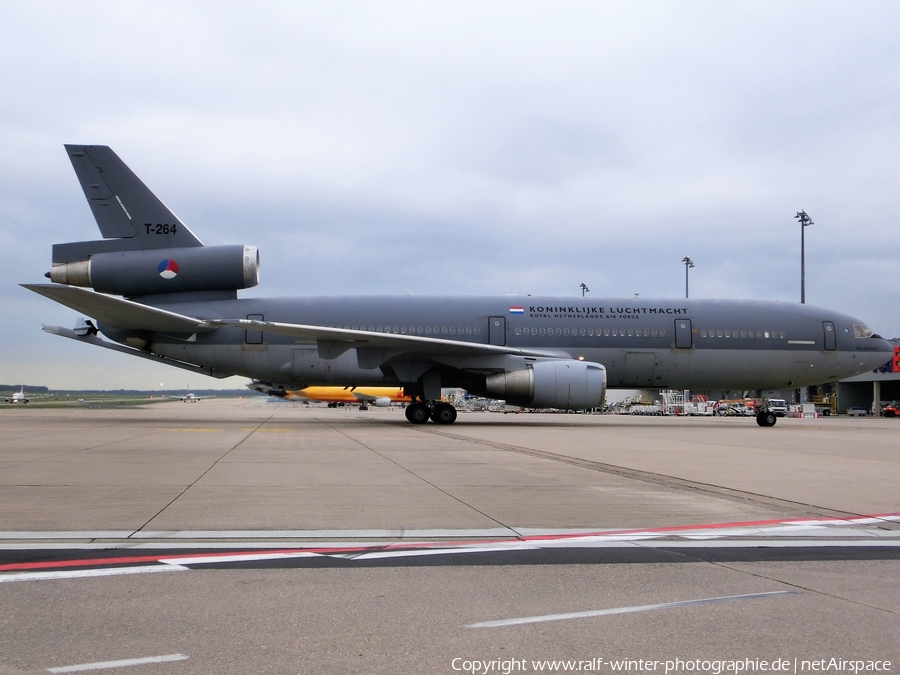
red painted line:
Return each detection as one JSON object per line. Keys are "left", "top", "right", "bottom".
{"left": 2, "top": 513, "right": 897, "bottom": 573}
{"left": 0, "top": 546, "right": 369, "bottom": 572}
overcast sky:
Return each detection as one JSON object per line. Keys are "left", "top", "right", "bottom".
{"left": 1, "top": 1, "right": 898, "bottom": 391}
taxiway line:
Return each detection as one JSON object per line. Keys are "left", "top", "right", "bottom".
{"left": 467, "top": 591, "right": 796, "bottom": 628}
{"left": 47, "top": 653, "right": 189, "bottom": 672}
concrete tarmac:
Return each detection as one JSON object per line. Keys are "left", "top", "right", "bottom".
{"left": 0, "top": 400, "right": 897, "bottom": 674}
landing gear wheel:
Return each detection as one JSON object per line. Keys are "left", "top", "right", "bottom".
{"left": 405, "top": 403, "right": 430, "bottom": 424}
{"left": 756, "top": 411, "right": 777, "bottom": 427}
{"left": 431, "top": 403, "right": 458, "bottom": 425}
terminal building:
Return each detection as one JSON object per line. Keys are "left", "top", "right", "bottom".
{"left": 815, "top": 339, "right": 900, "bottom": 414}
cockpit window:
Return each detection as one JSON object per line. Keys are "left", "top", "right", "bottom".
{"left": 853, "top": 324, "right": 874, "bottom": 338}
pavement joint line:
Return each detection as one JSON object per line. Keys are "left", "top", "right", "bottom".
{"left": 416, "top": 427, "right": 891, "bottom": 524}
{"left": 129, "top": 412, "right": 277, "bottom": 536}
{"left": 323, "top": 421, "right": 523, "bottom": 536}
{"left": 706, "top": 560, "right": 900, "bottom": 618}
{"left": 0, "top": 428, "right": 171, "bottom": 474}
{"left": 466, "top": 591, "right": 796, "bottom": 628}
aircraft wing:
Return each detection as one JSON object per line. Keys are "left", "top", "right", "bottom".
{"left": 23, "top": 284, "right": 216, "bottom": 334}
{"left": 25, "top": 283, "right": 570, "bottom": 367}
{"left": 209, "top": 318, "right": 570, "bottom": 360}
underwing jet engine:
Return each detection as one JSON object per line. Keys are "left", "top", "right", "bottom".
{"left": 485, "top": 360, "right": 606, "bottom": 411}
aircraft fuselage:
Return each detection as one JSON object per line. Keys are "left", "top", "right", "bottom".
{"left": 124, "top": 295, "right": 888, "bottom": 395}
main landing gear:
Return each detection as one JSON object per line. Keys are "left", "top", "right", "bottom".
{"left": 405, "top": 401, "right": 458, "bottom": 425}
{"left": 756, "top": 411, "right": 777, "bottom": 427}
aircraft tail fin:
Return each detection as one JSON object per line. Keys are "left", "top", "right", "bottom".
{"left": 56, "top": 145, "right": 202, "bottom": 262}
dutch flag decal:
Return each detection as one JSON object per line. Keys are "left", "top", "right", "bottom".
{"left": 158, "top": 259, "right": 179, "bottom": 279}
{"left": 509, "top": 306, "right": 524, "bottom": 314}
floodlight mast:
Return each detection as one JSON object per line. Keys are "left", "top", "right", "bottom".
{"left": 795, "top": 210, "right": 813, "bottom": 304}
{"left": 579, "top": 281, "right": 589, "bottom": 297}
{"left": 681, "top": 255, "right": 695, "bottom": 299}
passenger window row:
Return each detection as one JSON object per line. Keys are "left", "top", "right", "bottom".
{"left": 700, "top": 329, "right": 785, "bottom": 339}
{"left": 513, "top": 327, "right": 667, "bottom": 338}
{"left": 333, "top": 325, "right": 481, "bottom": 336}
{"left": 331, "top": 324, "right": 785, "bottom": 340}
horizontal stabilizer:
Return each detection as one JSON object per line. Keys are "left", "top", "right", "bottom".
{"left": 23, "top": 284, "right": 215, "bottom": 334}
{"left": 42, "top": 325, "right": 232, "bottom": 378}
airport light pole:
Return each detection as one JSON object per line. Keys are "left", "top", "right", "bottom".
{"left": 795, "top": 210, "right": 813, "bottom": 304}
{"left": 580, "top": 281, "right": 590, "bottom": 297}
{"left": 681, "top": 255, "right": 695, "bottom": 299}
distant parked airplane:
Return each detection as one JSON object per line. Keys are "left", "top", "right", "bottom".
{"left": 5, "top": 386, "right": 30, "bottom": 404}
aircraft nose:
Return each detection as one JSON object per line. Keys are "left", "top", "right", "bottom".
{"left": 860, "top": 335, "right": 895, "bottom": 373}
{"left": 873, "top": 335, "right": 894, "bottom": 357}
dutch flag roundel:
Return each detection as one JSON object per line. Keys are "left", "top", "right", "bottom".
{"left": 158, "top": 259, "right": 179, "bottom": 279}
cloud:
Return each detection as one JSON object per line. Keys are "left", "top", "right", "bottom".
{"left": 1, "top": 1, "right": 898, "bottom": 388}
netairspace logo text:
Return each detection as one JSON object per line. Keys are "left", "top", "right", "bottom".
{"left": 450, "top": 658, "right": 892, "bottom": 674}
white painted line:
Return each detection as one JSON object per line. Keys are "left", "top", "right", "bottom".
{"left": 467, "top": 591, "right": 794, "bottom": 628}
{"left": 159, "top": 552, "right": 322, "bottom": 565}
{"left": 131, "top": 528, "right": 518, "bottom": 539}
{"left": 47, "top": 653, "right": 188, "bottom": 672}
{"left": 348, "top": 545, "right": 538, "bottom": 560}
{"left": 2, "top": 529, "right": 898, "bottom": 552}
{"left": 0, "top": 528, "right": 519, "bottom": 540}
{"left": 0, "top": 532, "right": 133, "bottom": 539}
{"left": 1, "top": 517, "right": 897, "bottom": 542}
{"left": 0, "top": 565, "right": 188, "bottom": 583}
{"left": 644, "top": 540, "right": 900, "bottom": 549}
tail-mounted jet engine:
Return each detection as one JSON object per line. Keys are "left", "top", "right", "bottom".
{"left": 485, "top": 360, "right": 606, "bottom": 410}
{"left": 47, "top": 245, "right": 259, "bottom": 297}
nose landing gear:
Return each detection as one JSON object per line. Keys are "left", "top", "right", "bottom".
{"left": 756, "top": 411, "right": 777, "bottom": 427}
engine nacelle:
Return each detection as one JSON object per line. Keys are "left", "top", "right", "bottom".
{"left": 485, "top": 360, "right": 607, "bottom": 410}
{"left": 373, "top": 397, "right": 392, "bottom": 407}
{"left": 48, "top": 245, "right": 259, "bottom": 297}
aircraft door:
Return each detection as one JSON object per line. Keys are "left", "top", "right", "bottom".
{"left": 246, "top": 314, "right": 264, "bottom": 344}
{"left": 674, "top": 319, "right": 692, "bottom": 349}
{"left": 489, "top": 316, "right": 506, "bottom": 346}
{"left": 823, "top": 321, "right": 836, "bottom": 351}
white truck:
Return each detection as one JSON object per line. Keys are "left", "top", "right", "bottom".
{"left": 767, "top": 398, "right": 788, "bottom": 417}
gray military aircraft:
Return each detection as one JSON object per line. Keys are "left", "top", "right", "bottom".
{"left": 23, "top": 145, "right": 893, "bottom": 426}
